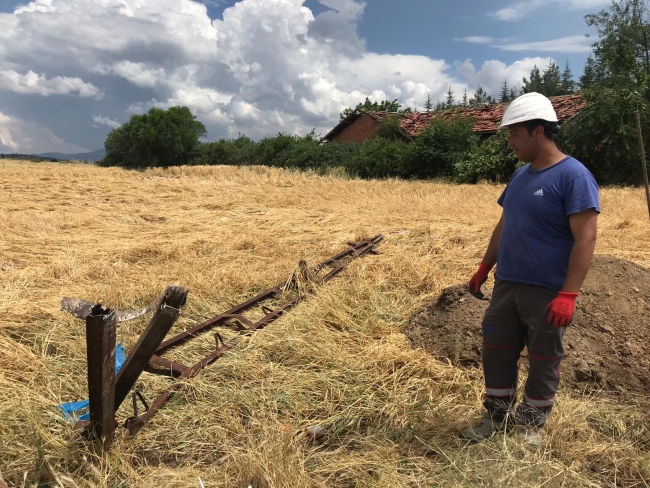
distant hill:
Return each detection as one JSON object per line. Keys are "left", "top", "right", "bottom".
{"left": 36, "top": 148, "right": 106, "bottom": 162}
{"left": 1, "top": 153, "right": 62, "bottom": 162}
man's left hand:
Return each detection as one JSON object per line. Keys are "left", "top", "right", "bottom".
{"left": 546, "top": 292, "right": 579, "bottom": 327}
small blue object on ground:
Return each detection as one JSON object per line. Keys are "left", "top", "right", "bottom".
{"left": 58, "top": 343, "right": 126, "bottom": 422}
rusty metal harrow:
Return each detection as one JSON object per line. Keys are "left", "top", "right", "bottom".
{"left": 62, "top": 235, "right": 383, "bottom": 448}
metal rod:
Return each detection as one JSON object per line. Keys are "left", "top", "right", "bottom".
{"left": 114, "top": 286, "right": 188, "bottom": 410}
{"left": 635, "top": 111, "right": 650, "bottom": 219}
{"left": 85, "top": 305, "right": 117, "bottom": 450}
{"left": 147, "top": 355, "right": 190, "bottom": 377}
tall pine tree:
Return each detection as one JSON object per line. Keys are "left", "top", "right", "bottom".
{"left": 522, "top": 65, "right": 544, "bottom": 93}
{"left": 499, "top": 80, "right": 510, "bottom": 102}
{"left": 445, "top": 86, "right": 456, "bottom": 108}
{"left": 579, "top": 56, "right": 597, "bottom": 90}
{"left": 542, "top": 61, "right": 562, "bottom": 96}
{"left": 424, "top": 93, "right": 433, "bottom": 112}
{"left": 560, "top": 60, "right": 576, "bottom": 94}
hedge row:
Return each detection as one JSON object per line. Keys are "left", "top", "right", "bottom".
{"left": 192, "top": 116, "right": 522, "bottom": 183}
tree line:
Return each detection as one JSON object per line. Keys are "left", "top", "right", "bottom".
{"left": 100, "top": 0, "right": 650, "bottom": 186}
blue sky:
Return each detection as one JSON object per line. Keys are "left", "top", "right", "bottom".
{"left": 0, "top": 0, "right": 605, "bottom": 154}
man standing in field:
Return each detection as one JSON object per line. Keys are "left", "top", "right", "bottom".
{"left": 460, "top": 92, "right": 600, "bottom": 450}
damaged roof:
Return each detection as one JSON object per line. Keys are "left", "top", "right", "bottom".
{"left": 393, "top": 94, "right": 586, "bottom": 137}
{"left": 321, "top": 94, "right": 586, "bottom": 143}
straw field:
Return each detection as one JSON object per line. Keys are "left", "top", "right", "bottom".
{"left": 1, "top": 160, "right": 649, "bottom": 487}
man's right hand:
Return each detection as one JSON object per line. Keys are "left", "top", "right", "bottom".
{"left": 469, "top": 262, "right": 492, "bottom": 299}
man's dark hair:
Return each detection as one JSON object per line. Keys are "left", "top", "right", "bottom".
{"left": 521, "top": 119, "right": 560, "bottom": 141}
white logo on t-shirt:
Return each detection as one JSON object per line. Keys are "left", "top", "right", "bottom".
{"left": 534, "top": 189, "right": 544, "bottom": 196}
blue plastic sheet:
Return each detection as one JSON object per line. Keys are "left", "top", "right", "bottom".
{"left": 58, "top": 343, "right": 126, "bottom": 422}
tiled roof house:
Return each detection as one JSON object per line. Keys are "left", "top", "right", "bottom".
{"left": 320, "top": 94, "right": 586, "bottom": 144}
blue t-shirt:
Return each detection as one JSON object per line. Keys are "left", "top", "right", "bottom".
{"left": 496, "top": 156, "right": 600, "bottom": 290}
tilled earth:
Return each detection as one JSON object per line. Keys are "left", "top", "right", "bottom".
{"left": 405, "top": 255, "right": 650, "bottom": 406}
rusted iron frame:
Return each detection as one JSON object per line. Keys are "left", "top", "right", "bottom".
{"left": 125, "top": 235, "right": 383, "bottom": 436}
{"left": 74, "top": 286, "right": 189, "bottom": 437}
{"left": 84, "top": 305, "right": 117, "bottom": 450}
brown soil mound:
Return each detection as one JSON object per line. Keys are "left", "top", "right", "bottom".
{"left": 405, "top": 255, "right": 650, "bottom": 405}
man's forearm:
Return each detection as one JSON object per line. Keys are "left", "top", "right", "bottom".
{"left": 562, "top": 239, "right": 596, "bottom": 293}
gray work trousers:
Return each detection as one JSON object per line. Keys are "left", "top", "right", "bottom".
{"left": 481, "top": 278, "right": 566, "bottom": 427}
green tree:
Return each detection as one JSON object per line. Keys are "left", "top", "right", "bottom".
{"left": 561, "top": 60, "right": 576, "bottom": 94}
{"left": 509, "top": 87, "right": 518, "bottom": 101}
{"left": 407, "top": 115, "right": 478, "bottom": 178}
{"left": 542, "top": 61, "right": 562, "bottom": 96}
{"left": 561, "top": 0, "right": 650, "bottom": 184}
{"left": 455, "top": 129, "right": 520, "bottom": 183}
{"left": 462, "top": 89, "right": 469, "bottom": 106}
{"left": 445, "top": 86, "right": 456, "bottom": 108}
{"left": 373, "top": 114, "right": 406, "bottom": 140}
{"left": 424, "top": 93, "right": 433, "bottom": 112}
{"left": 340, "top": 97, "right": 411, "bottom": 121}
{"left": 523, "top": 65, "right": 544, "bottom": 93}
{"left": 347, "top": 137, "right": 410, "bottom": 178}
{"left": 101, "top": 106, "right": 206, "bottom": 168}
{"left": 469, "top": 86, "right": 493, "bottom": 106}
{"left": 579, "top": 56, "right": 598, "bottom": 90}
{"left": 523, "top": 61, "right": 574, "bottom": 96}
{"left": 499, "top": 80, "right": 510, "bottom": 103}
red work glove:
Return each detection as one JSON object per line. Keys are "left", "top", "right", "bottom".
{"left": 546, "top": 292, "right": 578, "bottom": 327}
{"left": 468, "top": 262, "right": 492, "bottom": 299}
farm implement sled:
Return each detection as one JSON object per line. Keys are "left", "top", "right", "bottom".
{"left": 60, "top": 235, "right": 383, "bottom": 449}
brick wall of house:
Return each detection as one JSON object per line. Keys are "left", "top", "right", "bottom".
{"left": 331, "top": 114, "right": 381, "bottom": 144}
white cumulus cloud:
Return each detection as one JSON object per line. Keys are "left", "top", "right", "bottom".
{"left": 491, "top": 0, "right": 611, "bottom": 21}
{"left": 456, "top": 35, "right": 594, "bottom": 54}
{"left": 93, "top": 115, "right": 121, "bottom": 129}
{"left": 0, "top": 70, "right": 103, "bottom": 98}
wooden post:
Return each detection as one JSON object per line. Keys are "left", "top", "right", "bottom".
{"left": 634, "top": 111, "right": 650, "bottom": 218}
{"left": 86, "top": 305, "right": 117, "bottom": 450}
{"left": 114, "top": 286, "right": 188, "bottom": 410}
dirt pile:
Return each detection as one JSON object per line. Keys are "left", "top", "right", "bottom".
{"left": 405, "top": 255, "right": 650, "bottom": 405}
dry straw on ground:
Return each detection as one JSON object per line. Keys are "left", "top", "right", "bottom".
{"left": 1, "top": 160, "right": 649, "bottom": 487}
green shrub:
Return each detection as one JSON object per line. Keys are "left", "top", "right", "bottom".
{"left": 347, "top": 137, "right": 410, "bottom": 178}
{"left": 455, "top": 129, "right": 519, "bottom": 183}
{"left": 373, "top": 114, "right": 406, "bottom": 141}
{"left": 101, "top": 106, "right": 206, "bottom": 168}
{"left": 407, "top": 116, "right": 478, "bottom": 178}
{"left": 196, "top": 135, "right": 261, "bottom": 166}
{"left": 558, "top": 87, "right": 649, "bottom": 185}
